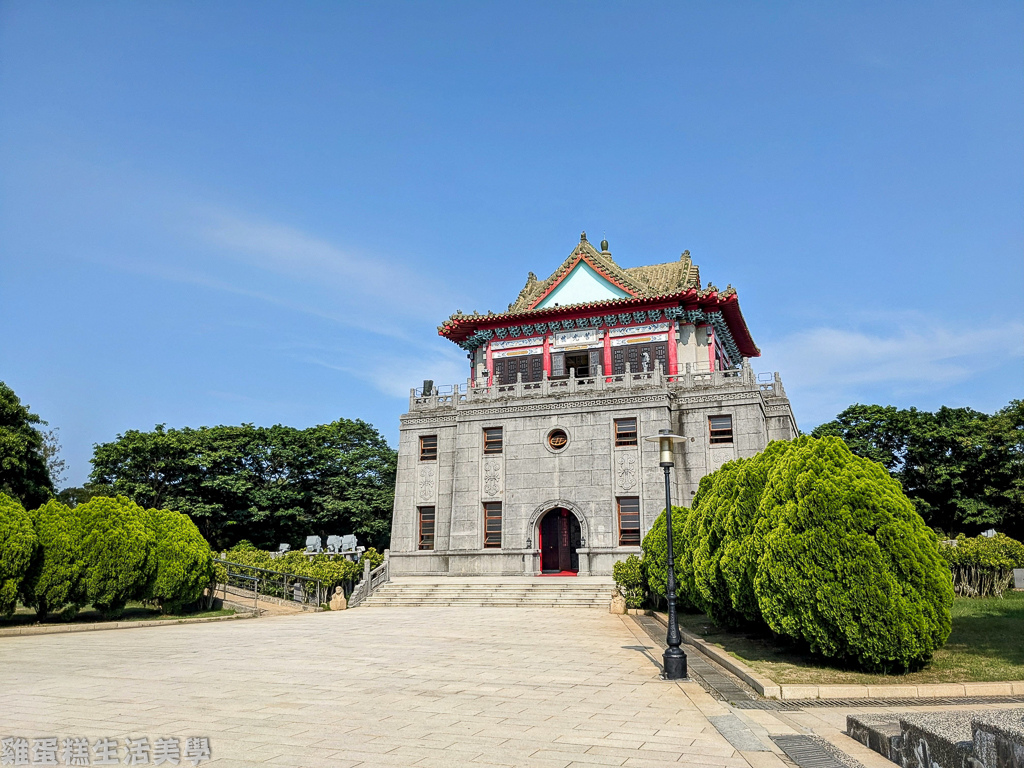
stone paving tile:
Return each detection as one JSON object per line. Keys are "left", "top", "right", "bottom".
{"left": 0, "top": 607, "right": 749, "bottom": 767}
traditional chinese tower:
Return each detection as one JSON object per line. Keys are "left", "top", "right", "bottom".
{"left": 387, "top": 233, "right": 797, "bottom": 579}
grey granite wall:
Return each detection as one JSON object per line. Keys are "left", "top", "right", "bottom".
{"left": 390, "top": 370, "right": 797, "bottom": 577}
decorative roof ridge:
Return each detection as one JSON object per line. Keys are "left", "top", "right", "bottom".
{"left": 509, "top": 238, "right": 649, "bottom": 312}
{"left": 439, "top": 289, "right": 700, "bottom": 333}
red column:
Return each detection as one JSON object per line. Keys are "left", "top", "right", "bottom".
{"left": 667, "top": 322, "right": 678, "bottom": 375}
{"left": 706, "top": 326, "right": 715, "bottom": 372}
{"left": 543, "top": 335, "right": 551, "bottom": 376}
{"left": 486, "top": 341, "right": 494, "bottom": 386}
{"left": 603, "top": 330, "right": 612, "bottom": 379}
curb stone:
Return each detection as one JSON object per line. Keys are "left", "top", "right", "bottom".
{"left": 0, "top": 612, "right": 255, "bottom": 638}
{"left": 649, "top": 611, "right": 1024, "bottom": 700}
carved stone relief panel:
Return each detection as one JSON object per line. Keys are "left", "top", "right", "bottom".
{"left": 480, "top": 455, "right": 504, "bottom": 500}
{"left": 418, "top": 464, "right": 438, "bottom": 504}
{"left": 708, "top": 446, "right": 735, "bottom": 474}
{"left": 616, "top": 452, "right": 638, "bottom": 492}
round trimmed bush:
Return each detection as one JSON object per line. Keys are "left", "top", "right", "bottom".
{"left": 612, "top": 554, "right": 645, "bottom": 608}
{"left": 146, "top": 507, "right": 214, "bottom": 614}
{"left": 753, "top": 436, "right": 953, "bottom": 671}
{"left": 79, "top": 496, "right": 156, "bottom": 617}
{"left": 20, "top": 499, "right": 86, "bottom": 619}
{"left": 0, "top": 492, "right": 36, "bottom": 617}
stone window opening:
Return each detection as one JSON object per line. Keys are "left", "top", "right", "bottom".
{"left": 617, "top": 497, "right": 641, "bottom": 546}
{"left": 419, "top": 435, "right": 437, "bottom": 461}
{"left": 709, "top": 415, "right": 733, "bottom": 445}
{"left": 483, "top": 427, "right": 503, "bottom": 454}
{"left": 418, "top": 506, "right": 435, "bottom": 550}
{"left": 483, "top": 502, "right": 502, "bottom": 548}
{"left": 614, "top": 418, "right": 638, "bottom": 447}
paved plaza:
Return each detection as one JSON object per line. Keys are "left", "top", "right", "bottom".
{"left": 2, "top": 607, "right": 898, "bottom": 768}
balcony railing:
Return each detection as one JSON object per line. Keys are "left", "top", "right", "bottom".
{"left": 409, "top": 366, "right": 787, "bottom": 411}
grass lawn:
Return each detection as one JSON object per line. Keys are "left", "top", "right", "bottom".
{"left": 675, "top": 591, "right": 1024, "bottom": 685}
{"left": 1, "top": 602, "right": 236, "bottom": 628}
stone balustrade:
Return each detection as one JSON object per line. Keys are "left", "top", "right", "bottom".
{"left": 408, "top": 365, "right": 787, "bottom": 412}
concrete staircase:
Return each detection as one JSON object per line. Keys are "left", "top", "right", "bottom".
{"left": 360, "top": 576, "right": 616, "bottom": 609}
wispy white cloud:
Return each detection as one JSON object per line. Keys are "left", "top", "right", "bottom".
{"left": 297, "top": 347, "right": 469, "bottom": 400}
{"left": 758, "top": 313, "right": 1024, "bottom": 426}
{"left": 201, "top": 210, "right": 461, "bottom": 324}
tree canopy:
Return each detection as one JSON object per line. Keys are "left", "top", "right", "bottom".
{"left": 89, "top": 419, "right": 397, "bottom": 550}
{"left": 811, "top": 400, "right": 1024, "bottom": 540}
{"left": 0, "top": 381, "right": 54, "bottom": 509}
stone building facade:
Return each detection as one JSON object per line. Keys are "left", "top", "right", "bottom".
{"left": 389, "top": 234, "right": 798, "bottom": 578}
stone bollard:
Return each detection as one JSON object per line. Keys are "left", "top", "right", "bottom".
{"left": 609, "top": 589, "right": 626, "bottom": 615}
{"left": 330, "top": 586, "right": 348, "bottom": 611}
{"left": 1014, "top": 569, "right": 1024, "bottom": 591}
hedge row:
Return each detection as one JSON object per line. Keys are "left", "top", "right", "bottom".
{"left": 0, "top": 492, "right": 214, "bottom": 619}
{"left": 639, "top": 436, "right": 955, "bottom": 672}
{"left": 940, "top": 533, "right": 1024, "bottom": 597}
{"left": 219, "top": 543, "right": 383, "bottom": 595}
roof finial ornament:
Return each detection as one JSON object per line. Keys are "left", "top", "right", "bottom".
{"left": 600, "top": 238, "right": 609, "bottom": 252}
{"left": 580, "top": 231, "right": 588, "bottom": 242}
{"left": 681, "top": 249, "right": 690, "bottom": 260}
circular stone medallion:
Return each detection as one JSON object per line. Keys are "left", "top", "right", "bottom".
{"left": 547, "top": 429, "right": 568, "bottom": 451}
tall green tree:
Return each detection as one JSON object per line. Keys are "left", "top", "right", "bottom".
{"left": 0, "top": 381, "right": 54, "bottom": 509}
{"left": 20, "top": 499, "right": 87, "bottom": 619}
{"left": 78, "top": 496, "right": 156, "bottom": 618}
{"left": 0, "top": 493, "right": 37, "bottom": 617}
{"left": 812, "top": 400, "right": 1024, "bottom": 539}
{"left": 89, "top": 419, "right": 397, "bottom": 550}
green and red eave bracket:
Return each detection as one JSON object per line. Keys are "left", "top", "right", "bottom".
{"left": 438, "top": 288, "right": 760, "bottom": 359}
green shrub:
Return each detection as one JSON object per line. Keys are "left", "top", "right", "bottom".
{"left": 681, "top": 460, "right": 747, "bottom": 625}
{"left": 612, "top": 554, "right": 645, "bottom": 608}
{"left": 221, "top": 544, "right": 363, "bottom": 595}
{"left": 20, "top": 499, "right": 86, "bottom": 619}
{"left": 942, "top": 533, "right": 1024, "bottom": 569}
{"left": 716, "top": 440, "right": 795, "bottom": 625}
{"left": 79, "top": 496, "right": 156, "bottom": 618}
{"left": 0, "top": 493, "right": 36, "bottom": 617}
{"left": 640, "top": 505, "right": 691, "bottom": 608}
{"left": 940, "top": 533, "right": 1024, "bottom": 597}
{"left": 146, "top": 507, "right": 214, "bottom": 614}
{"left": 361, "top": 547, "right": 385, "bottom": 570}
{"left": 753, "top": 436, "right": 953, "bottom": 671}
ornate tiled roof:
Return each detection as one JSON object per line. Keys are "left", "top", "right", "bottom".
{"left": 506, "top": 236, "right": 700, "bottom": 313}
{"left": 437, "top": 233, "right": 759, "bottom": 358}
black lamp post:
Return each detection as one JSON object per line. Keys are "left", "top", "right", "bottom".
{"left": 644, "top": 428, "right": 688, "bottom": 680}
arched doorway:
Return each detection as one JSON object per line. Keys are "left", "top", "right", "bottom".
{"left": 538, "top": 508, "right": 581, "bottom": 574}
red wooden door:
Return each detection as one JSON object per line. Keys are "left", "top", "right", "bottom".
{"left": 540, "top": 509, "right": 579, "bottom": 573}
{"left": 557, "top": 513, "right": 571, "bottom": 571}
{"left": 541, "top": 512, "right": 560, "bottom": 571}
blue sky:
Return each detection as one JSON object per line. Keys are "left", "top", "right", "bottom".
{"left": 1, "top": 2, "right": 1021, "bottom": 489}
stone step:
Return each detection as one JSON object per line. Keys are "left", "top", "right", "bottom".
{"left": 847, "top": 710, "right": 1024, "bottom": 768}
{"left": 847, "top": 715, "right": 902, "bottom": 764}
{"left": 364, "top": 598, "right": 610, "bottom": 606}
{"left": 362, "top": 602, "right": 606, "bottom": 606}
{"left": 376, "top": 593, "right": 610, "bottom": 598}
{"left": 360, "top": 577, "right": 615, "bottom": 609}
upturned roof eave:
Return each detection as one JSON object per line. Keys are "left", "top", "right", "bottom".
{"left": 438, "top": 288, "right": 760, "bottom": 358}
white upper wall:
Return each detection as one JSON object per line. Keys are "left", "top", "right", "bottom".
{"left": 534, "top": 261, "right": 631, "bottom": 308}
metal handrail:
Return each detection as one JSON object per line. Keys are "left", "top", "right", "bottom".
{"left": 215, "top": 558, "right": 325, "bottom": 609}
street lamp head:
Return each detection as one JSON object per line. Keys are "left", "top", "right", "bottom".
{"left": 644, "top": 428, "right": 686, "bottom": 466}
